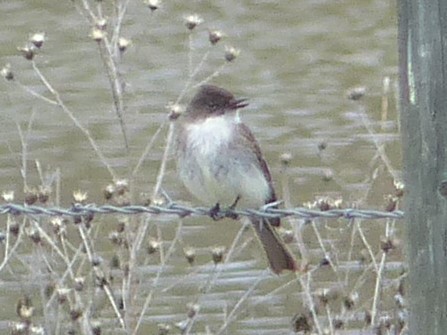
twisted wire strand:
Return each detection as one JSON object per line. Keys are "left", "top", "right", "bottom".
{"left": 0, "top": 203, "right": 404, "bottom": 220}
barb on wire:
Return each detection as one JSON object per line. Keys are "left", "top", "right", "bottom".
{"left": 0, "top": 203, "right": 404, "bottom": 220}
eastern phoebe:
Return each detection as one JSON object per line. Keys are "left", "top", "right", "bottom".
{"left": 175, "top": 84, "right": 297, "bottom": 274}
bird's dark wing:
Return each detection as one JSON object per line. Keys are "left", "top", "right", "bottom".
{"left": 235, "top": 122, "right": 280, "bottom": 226}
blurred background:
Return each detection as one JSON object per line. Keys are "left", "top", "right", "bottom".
{"left": 0, "top": 1, "right": 401, "bottom": 334}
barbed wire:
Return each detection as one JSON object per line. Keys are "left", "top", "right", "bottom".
{"left": 0, "top": 203, "right": 404, "bottom": 220}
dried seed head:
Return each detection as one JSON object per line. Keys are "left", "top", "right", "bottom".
{"left": 2, "top": 190, "right": 14, "bottom": 202}
{"left": 343, "top": 292, "right": 358, "bottom": 310}
{"left": 145, "top": 0, "right": 161, "bottom": 12}
{"left": 318, "top": 141, "right": 327, "bottom": 151}
{"left": 91, "top": 28, "right": 107, "bottom": 42}
{"left": 95, "top": 270, "right": 108, "bottom": 287}
{"left": 224, "top": 46, "right": 240, "bottom": 62}
{"left": 184, "top": 14, "right": 203, "bottom": 30}
{"left": 30, "top": 32, "right": 45, "bottom": 49}
{"left": 315, "top": 197, "right": 331, "bottom": 211}
{"left": 151, "top": 195, "right": 165, "bottom": 206}
{"left": 279, "top": 152, "right": 292, "bottom": 165}
{"left": 1, "top": 64, "right": 14, "bottom": 81}
{"left": 319, "top": 256, "right": 331, "bottom": 267}
{"left": 104, "top": 183, "right": 115, "bottom": 200}
{"left": 16, "top": 296, "right": 33, "bottom": 321}
{"left": 29, "top": 325, "right": 45, "bottom": 334}
{"left": 364, "top": 310, "right": 372, "bottom": 325}
{"left": 291, "top": 313, "right": 312, "bottom": 333}
{"left": 157, "top": 323, "right": 171, "bottom": 335}
{"left": 118, "top": 37, "right": 131, "bottom": 53}
{"left": 73, "top": 190, "right": 88, "bottom": 203}
{"left": 332, "top": 317, "right": 344, "bottom": 329}
{"left": 183, "top": 246, "right": 196, "bottom": 265}
{"left": 92, "top": 322, "right": 102, "bottom": 335}
{"left": 186, "top": 302, "right": 200, "bottom": 318}
{"left": 56, "top": 287, "right": 70, "bottom": 304}
{"left": 73, "top": 214, "right": 81, "bottom": 225}
{"left": 147, "top": 238, "right": 160, "bottom": 254}
{"left": 91, "top": 254, "right": 103, "bottom": 266}
{"left": 10, "top": 322, "right": 29, "bottom": 335}
{"left": 346, "top": 86, "right": 366, "bottom": 100}
{"left": 280, "top": 228, "right": 294, "bottom": 244}
{"left": 70, "top": 307, "right": 83, "bottom": 321}
{"left": 38, "top": 185, "right": 51, "bottom": 203}
{"left": 302, "top": 201, "right": 313, "bottom": 209}
{"left": 24, "top": 188, "right": 39, "bottom": 205}
{"left": 380, "top": 236, "right": 399, "bottom": 253}
{"left": 315, "top": 287, "right": 338, "bottom": 306}
{"left": 117, "top": 296, "right": 124, "bottom": 310}
{"left": 116, "top": 220, "right": 126, "bottom": 232}
{"left": 74, "top": 277, "right": 85, "bottom": 291}
{"left": 312, "top": 196, "right": 342, "bottom": 211}
{"left": 9, "top": 218, "right": 20, "bottom": 236}
{"left": 380, "top": 236, "right": 392, "bottom": 252}
{"left": 394, "top": 180, "right": 405, "bottom": 198}
{"left": 167, "top": 103, "right": 185, "bottom": 120}
{"left": 51, "top": 217, "right": 66, "bottom": 236}
{"left": 109, "top": 231, "right": 123, "bottom": 245}
{"left": 95, "top": 18, "right": 107, "bottom": 30}
{"left": 211, "top": 246, "right": 225, "bottom": 264}
{"left": 208, "top": 29, "right": 223, "bottom": 45}
{"left": 333, "top": 198, "right": 343, "bottom": 208}
{"left": 18, "top": 44, "right": 36, "bottom": 60}
{"left": 384, "top": 194, "right": 398, "bottom": 212}
{"left": 115, "top": 179, "right": 129, "bottom": 195}
{"left": 27, "top": 227, "right": 41, "bottom": 244}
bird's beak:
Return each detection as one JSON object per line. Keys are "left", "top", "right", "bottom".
{"left": 228, "top": 98, "right": 249, "bottom": 110}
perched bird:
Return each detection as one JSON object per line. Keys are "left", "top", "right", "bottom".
{"left": 175, "top": 84, "right": 297, "bottom": 274}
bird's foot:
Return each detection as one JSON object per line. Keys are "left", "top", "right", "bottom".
{"left": 209, "top": 198, "right": 240, "bottom": 221}
{"left": 209, "top": 203, "right": 223, "bottom": 221}
{"left": 225, "top": 196, "right": 240, "bottom": 220}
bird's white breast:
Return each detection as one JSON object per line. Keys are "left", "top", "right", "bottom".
{"left": 178, "top": 114, "right": 270, "bottom": 208}
{"left": 186, "top": 115, "right": 234, "bottom": 155}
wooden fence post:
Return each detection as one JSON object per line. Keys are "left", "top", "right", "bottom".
{"left": 398, "top": 1, "right": 447, "bottom": 334}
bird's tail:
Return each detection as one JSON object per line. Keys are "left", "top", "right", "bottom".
{"left": 251, "top": 218, "right": 297, "bottom": 274}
